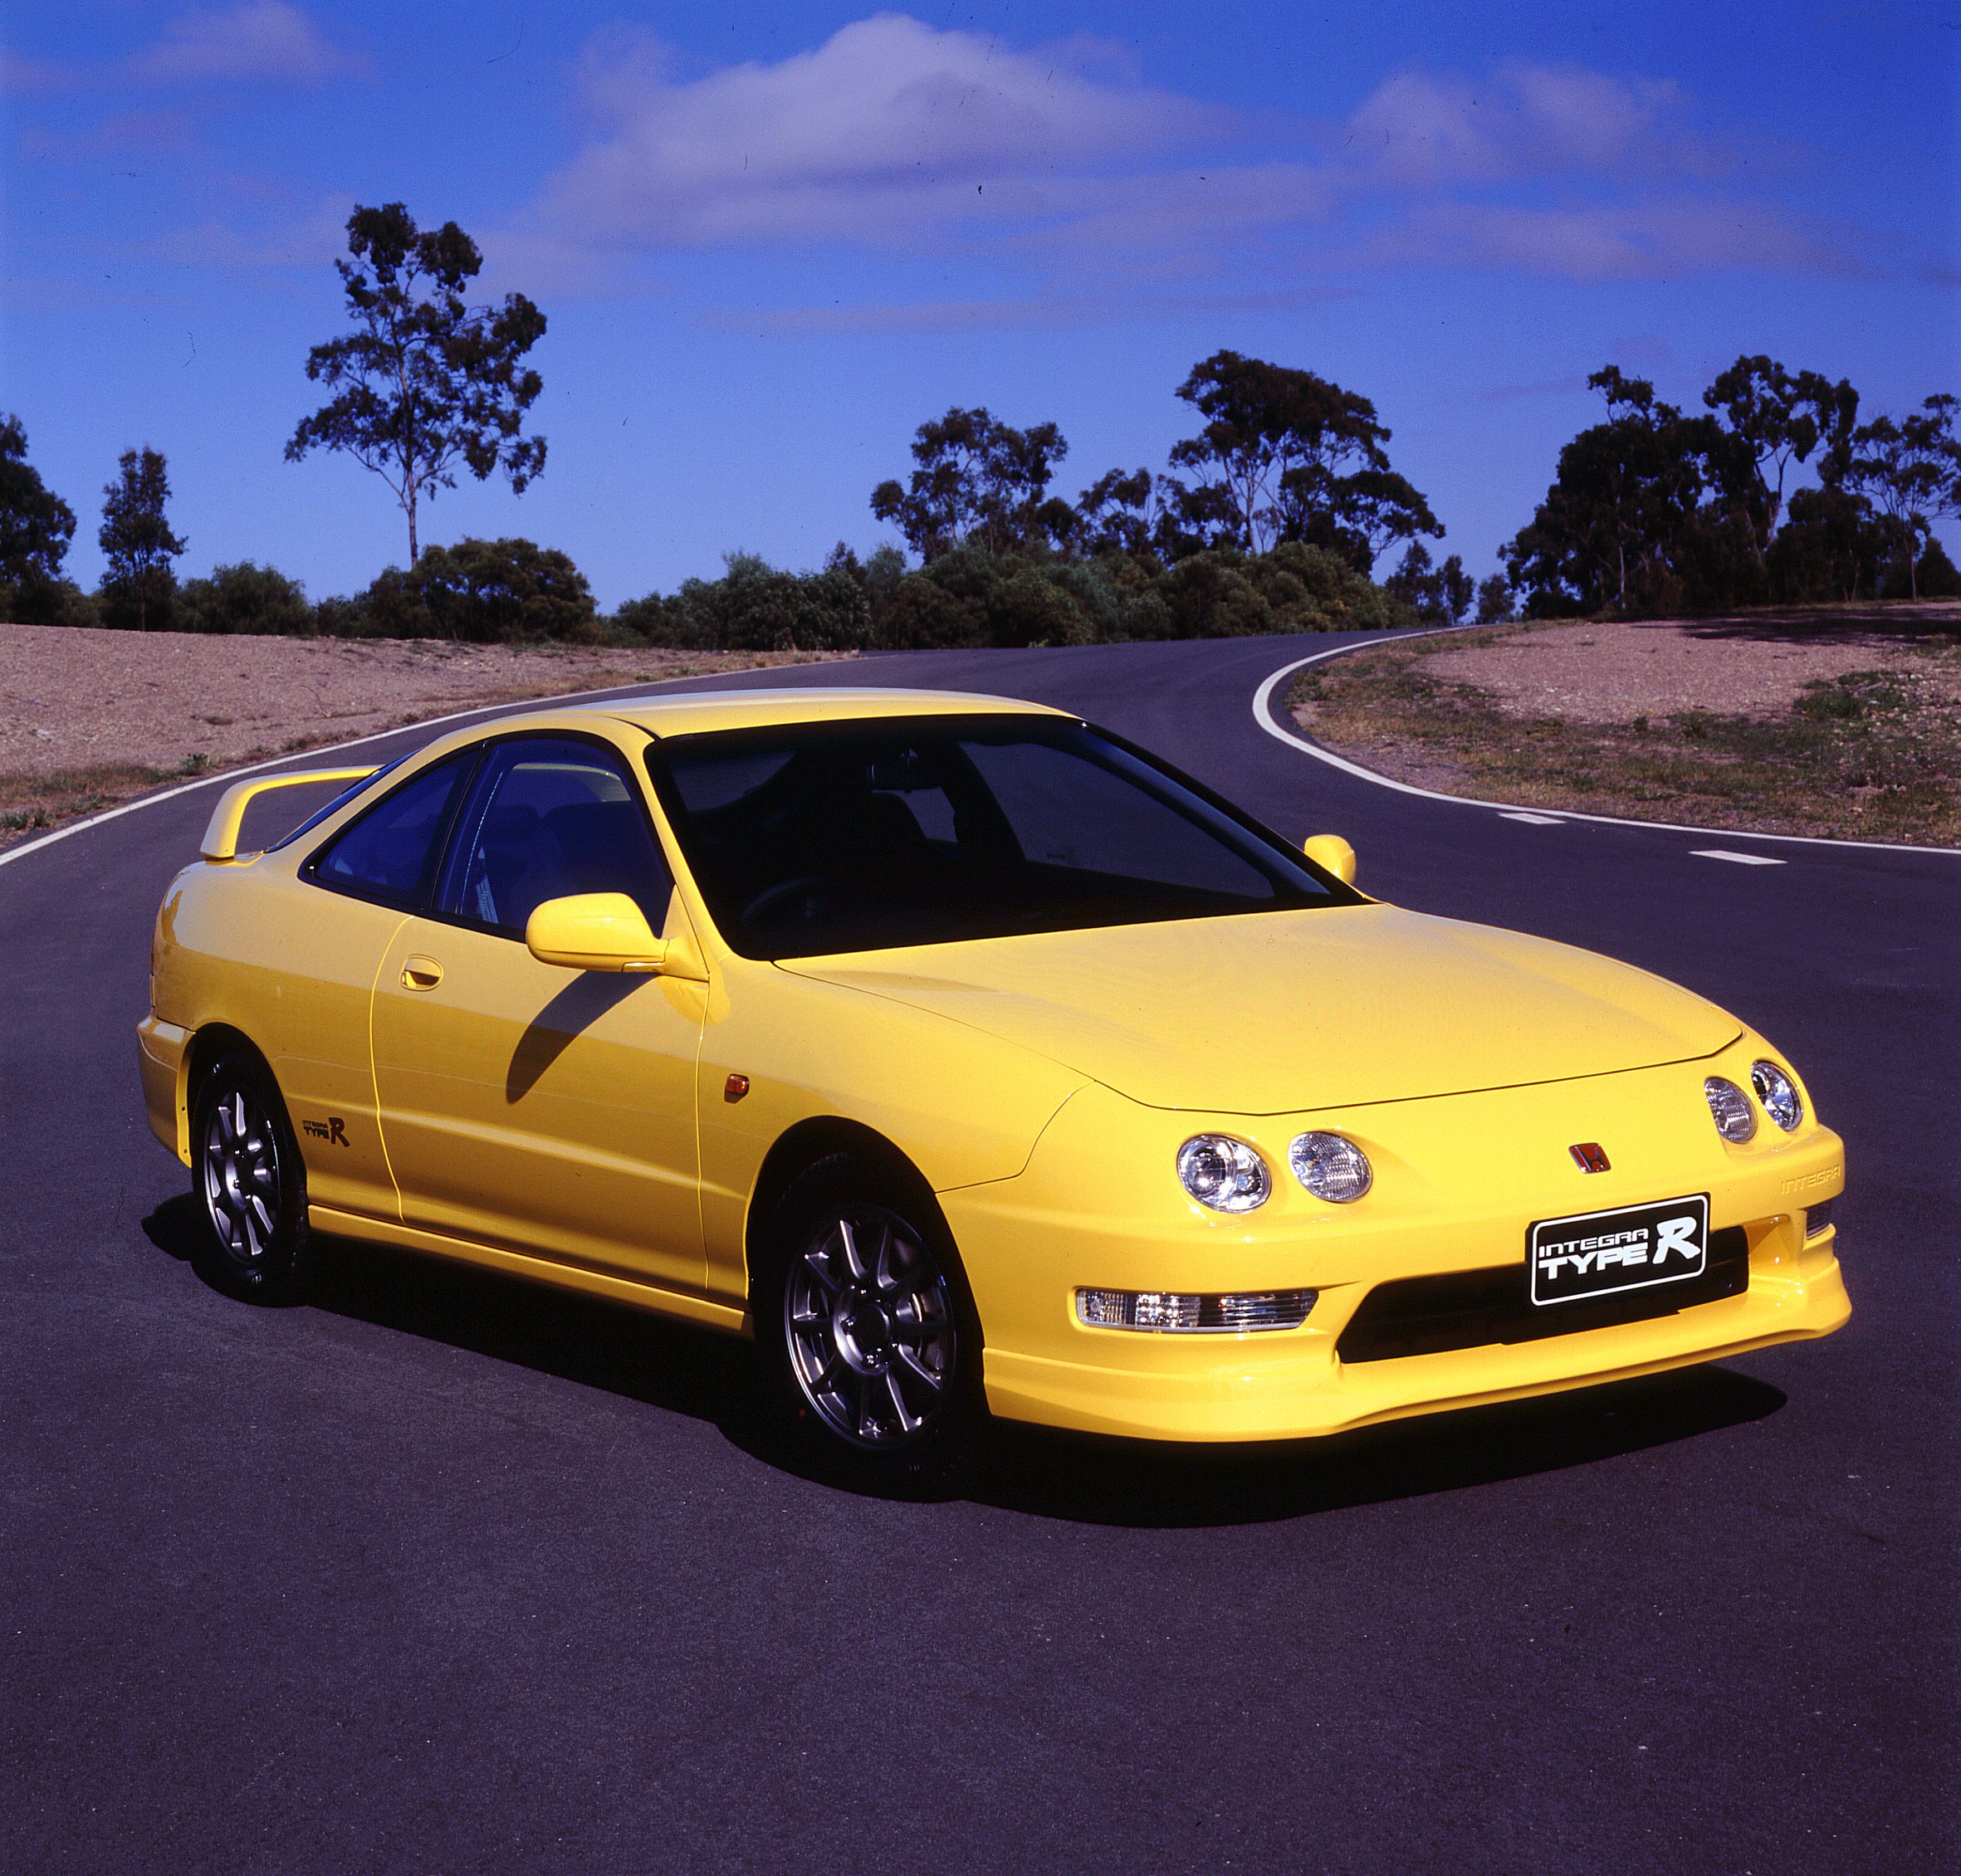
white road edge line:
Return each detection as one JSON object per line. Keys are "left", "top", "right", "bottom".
{"left": 0, "top": 676, "right": 696, "bottom": 874}
{"left": 1692, "top": 849, "right": 1787, "bottom": 867}
{"left": 1252, "top": 639, "right": 1961, "bottom": 859}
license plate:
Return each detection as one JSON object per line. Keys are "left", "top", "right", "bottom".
{"left": 1528, "top": 1194, "right": 1710, "bottom": 1307}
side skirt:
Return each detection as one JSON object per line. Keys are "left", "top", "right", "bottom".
{"left": 308, "top": 1204, "right": 751, "bottom": 1336}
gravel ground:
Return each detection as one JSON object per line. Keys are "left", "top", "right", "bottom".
{"left": 1421, "top": 608, "right": 1961, "bottom": 724}
{"left": 0, "top": 624, "right": 843, "bottom": 783}
{"left": 1289, "top": 604, "right": 1961, "bottom": 844}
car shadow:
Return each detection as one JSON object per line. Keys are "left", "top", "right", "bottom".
{"left": 140, "top": 1194, "right": 1787, "bottom": 1528}
{"left": 506, "top": 973, "right": 645, "bottom": 1102}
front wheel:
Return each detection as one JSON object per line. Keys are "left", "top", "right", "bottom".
{"left": 190, "top": 1048, "right": 311, "bottom": 1304}
{"left": 755, "top": 1156, "right": 982, "bottom": 1489}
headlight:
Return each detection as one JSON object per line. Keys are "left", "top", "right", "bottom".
{"left": 1289, "top": 1131, "right": 1372, "bottom": 1203}
{"left": 1750, "top": 1059, "right": 1803, "bottom": 1131}
{"left": 1704, "top": 1077, "right": 1758, "bottom": 1143}
{"left": 1176, "top": 1136, "right": 1270, "bottom": 1213}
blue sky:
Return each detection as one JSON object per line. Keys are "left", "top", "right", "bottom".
{"left": 3, "top": 2, "right": 1956, "bottom": 606}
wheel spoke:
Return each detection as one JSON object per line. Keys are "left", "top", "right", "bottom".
{"left": 892, "top": 1342, "right": 944, "bottom": 1393}
{"left": 873, "top": 1222, "right": 902, "bottom": 1292}
{"left": 800, "top": 1244, "right": 841, "bottom": 1295}
{"left": 834, "top": 1218, "right": 867, "bottom": 1283}
{"left": 892, "top": 1296, "right": 947, "bottom": 1341}
{"left": 881, "top": 1369, "right": 920, "bottom": 1433}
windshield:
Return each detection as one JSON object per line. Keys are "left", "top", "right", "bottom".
{"left": 647, "top": 715, "right": 1359, "bottom": 960}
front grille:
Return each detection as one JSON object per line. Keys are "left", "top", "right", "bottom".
{"left": 1336, "top": 1225, "right": 1751, "bottom": 1364}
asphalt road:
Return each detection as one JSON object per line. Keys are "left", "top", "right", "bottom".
{"left": 2, "top": 633, "right": 1954, "bottom": 1875}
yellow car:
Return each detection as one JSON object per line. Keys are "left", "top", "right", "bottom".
{"left": 138, "top": 687, "right": 1849, "bottom": 1483}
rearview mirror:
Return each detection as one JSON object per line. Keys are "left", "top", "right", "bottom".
{"left": 1301, "top": 833, "right": 1357, "bottom": 887}
{"left": 526, "top": 893, "right": 668, "bottom": 972}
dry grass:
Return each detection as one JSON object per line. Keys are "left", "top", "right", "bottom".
{"left": 1289, "top": 620, "right": 1961, "bottom": 847}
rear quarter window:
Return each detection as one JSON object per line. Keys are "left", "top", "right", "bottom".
{"left": 306, "top": 751, "right": 474, "bottom": 908}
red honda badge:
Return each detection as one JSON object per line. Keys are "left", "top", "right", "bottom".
{"left": 1568, "top": 1142, "right": 1611, "bottom": 1174}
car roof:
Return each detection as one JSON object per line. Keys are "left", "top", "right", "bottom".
{"left": 591, "top": 686, "right": 1075, "bottom": 740}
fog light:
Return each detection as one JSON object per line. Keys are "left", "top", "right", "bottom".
{"left": 1804, "top": 1199, "right": 1834, "bottom": 1238}
{"left": 1076, "top": 1287, "right": 1318, "bottom": 1333}
{"left": 1750, "top": 1059, "right": 1804, "bottom": 1131}
{"left": 1704, "top": 1077, "right": 1758, "bottom": 1143}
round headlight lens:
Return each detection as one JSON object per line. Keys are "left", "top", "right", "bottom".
{"left": 1289, "top": 1131, "right": 1373, "bottom": 1203}
{"left": 1176, "top": 1136, "right": 1270, "bottom": 1213}
{"left": 1704, "top": 1076, "right": 1758, "bottom": 1144}
{"left": 1749, "top": 1059, "right": 1803, "bottom": 1132}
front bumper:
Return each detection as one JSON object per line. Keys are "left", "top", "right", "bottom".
{"left": 974, "top": 1223, "right": 1847, "bottom": 1442}
{"left": 942, "top": 1048, "right": 1851, "bottom": 1443}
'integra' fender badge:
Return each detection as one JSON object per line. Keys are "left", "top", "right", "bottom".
{"left": 302, "top": 1117, "right": 350, "bottom": 1146}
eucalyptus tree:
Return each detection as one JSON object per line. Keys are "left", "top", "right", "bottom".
{"left": 287, "top": 203, "right": 547, "bottom": 564}
{"left": 100, "top": 446, "right": 186, "bottom": 630}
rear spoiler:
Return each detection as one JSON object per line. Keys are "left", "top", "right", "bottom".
{"left": 200, "top": 766, "right": 379, "bottom": 862}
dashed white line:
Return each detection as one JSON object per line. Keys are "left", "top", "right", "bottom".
{"left": 1500, "top": 811, "right": 1567, "bottom": 826}
{"left": 1691, "top": 849, "right": 1787, "bottom": 867}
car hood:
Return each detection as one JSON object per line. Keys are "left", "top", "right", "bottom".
{"left": 778, "top": 903, "right": 1741, "bottom": 1114}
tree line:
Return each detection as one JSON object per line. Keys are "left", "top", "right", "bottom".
{"left": 0, "top": 201, "right": 1954, "bottom": 649}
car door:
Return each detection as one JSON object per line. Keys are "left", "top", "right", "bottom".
{"left": 284, "top": 748, "right": 479, "bottom": 1219}
{"left": 369, "top": 732, "right": 707, "bottom": 1296}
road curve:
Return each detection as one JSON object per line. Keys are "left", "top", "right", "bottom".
{"left": 2, "top": 633, "right": 1954, "bottom": 1875}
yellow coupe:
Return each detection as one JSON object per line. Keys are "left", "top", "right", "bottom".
{"left": 139, "top": 688, "right": 1849, "bottom": 1483}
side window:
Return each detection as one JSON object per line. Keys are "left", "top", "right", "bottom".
{"left": 308, "top": 751, "right": 473, "bottom": 907}
{"left": 436, "top": 736, "right": 672, "bottom": 938}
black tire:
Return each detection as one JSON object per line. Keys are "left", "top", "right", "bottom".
{"left": 752, "top": 1154, "right": 984, "bottom": 1490}
{"left": 189, "top": 1047, "right": 311, "bottom": 1304}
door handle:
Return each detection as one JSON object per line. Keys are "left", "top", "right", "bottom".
{"left": 401, "top": 956, "right": 444, "bottom": 991}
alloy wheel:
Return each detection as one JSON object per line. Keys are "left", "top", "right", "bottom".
{"left": 784, "top": 1207, "right": 957, "bottom": 1449}
{"left": 201, "top": 1082, "right": 283, "bottom": 1271}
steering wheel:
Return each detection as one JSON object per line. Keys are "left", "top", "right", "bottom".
{"left": 741, "top": 875, "right": 850, "bottom": 927}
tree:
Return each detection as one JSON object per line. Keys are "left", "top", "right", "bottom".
{"left": 1474, "top": 573, "right": 1514, "bottom": 623}
{"left": 1073, "top": 467, "right": 1162, "bottom": 558}
{"left": 1842, "top": 396, "right": 1961, "bottom": 601}
{"left": 871, "top": 408, "right": 1073, "bottom": 561}
{"left": 1504, "top": 368, "right": 1730, "bottom": 614}
{"left": 100, "top": 446, "right": 187, "bottom": 630}
{"left": 1164, "top": 350, "right": 1440, "bottom": 569}
{"left": 1766, "top": 486, "right": 1890, "bottom": 603}
{"left": 0, "top": 414, "right": 77, "bottom": 623}
{"left": 287, "top": 203, "right": 547, "bottom": 564}
{"left": 1383, "top": 542, "right": 1474, "bottom": 626}
{"left": 1702, "top": 354, "right": 1859, "bottom": 559}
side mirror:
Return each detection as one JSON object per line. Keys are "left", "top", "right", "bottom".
{"left": 526, "top": 893, "right": 668, "bottom": 972}
{"left": 1302, "top": 833, "right": 1357, "bottom": 887}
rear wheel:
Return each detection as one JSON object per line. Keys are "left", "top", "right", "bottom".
{"left": 190, "top": 1048, "right": 311, "bottom": 1304}
{"left": 755, "top": 1155, "right": 981, "bottom": 1488}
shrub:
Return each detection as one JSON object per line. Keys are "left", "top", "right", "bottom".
{"left": 177, "top": 562, "right": 315, "bottom": 635}
{"left": 359, "top": 537, "right": 599, "bottom": 642}
{"left": 634, "top": 551, "right": 872, "bottom": 652}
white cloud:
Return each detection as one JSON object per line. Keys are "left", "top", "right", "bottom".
{"left": 521, "top": 16, "right": 1848, "bottom": 295}
{"left": 540, "top": 13, "right": 1225, "bottom": 248}
{"left": 1342, "top": 66, "right": 1705, "bottom": 190}
{"left": 129, "top": 2, "right": 364, "bottom": 88}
